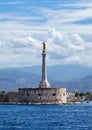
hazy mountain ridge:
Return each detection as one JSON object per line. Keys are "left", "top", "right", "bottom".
{"left": 0, "top": 69, "right": 41, "bottom": 91}
{"left": 12, "top": 64, "right": 92, "bottom": 81}
{"left": 52, "top": 75, "right": 92, "bottom": 93}
{"left": 0, "top": 64, "right": 92, "bottom": 92}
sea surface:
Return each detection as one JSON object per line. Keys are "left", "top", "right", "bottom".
{"left": 0, "top": 103, "right": 92, "bottom": 130}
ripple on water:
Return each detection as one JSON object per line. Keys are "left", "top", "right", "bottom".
{"left": 0, "top": 104, "right": 92, "bottom": 130}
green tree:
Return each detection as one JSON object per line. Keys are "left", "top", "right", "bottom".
{"left": 79, "top": 93, "right": 84, "bottom": 97}
{"left": 75, "top": 92, "right": 79, "bottom": 97}
{"left": 0, "top": 91, "right": 6, "bottom": 95}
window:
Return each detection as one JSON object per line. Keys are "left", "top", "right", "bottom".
{"left": 27, "top": 92, "right": 29, "bottom": 96}
{"left": 53, "top": 93, "right": 56, "bottom": 96}
{"left": 63, "top": 93, "right": 65, "bottom": 96}
{"left": 38, "top": 93, "right": 41, "bottom": 96}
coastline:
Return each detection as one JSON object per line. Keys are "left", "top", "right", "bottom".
{"left": 0, "top": 101, "right": 82, "bottom": 105}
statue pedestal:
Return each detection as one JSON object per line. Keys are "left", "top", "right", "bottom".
{"left": 39, "top": 80, "right": 50, "bottom": 88}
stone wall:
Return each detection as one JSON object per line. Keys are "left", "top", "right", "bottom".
{"left": 18, "top": 88, "right": 66, "bottom": 104}
{"left": 0, "top": 93, "right": 9, "bottom": 102}
{"left": 9, "top": 92, "right": 19, "bottom": 103}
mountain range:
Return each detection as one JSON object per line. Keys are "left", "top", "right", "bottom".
{"left": 0, "top": 64, "right": 92, "bottom": 92}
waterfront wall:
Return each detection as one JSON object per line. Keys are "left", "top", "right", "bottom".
{"left": 9, "top": 92, "right": 19, "bottom": 103}
{"left": 18, "top": 88, "right": 66, "bottom": 104}
{"left": 0, "top": 93, "right": 9, "bottom": 102}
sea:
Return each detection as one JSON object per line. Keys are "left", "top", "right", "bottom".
{"left": 0, "top": 103, "right": 92, "bottom": 130}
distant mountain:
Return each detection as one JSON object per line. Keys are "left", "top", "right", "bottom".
{"left": 0, "top": 69, "right": 41, "bottom": 91}
{"left": 0, "top": 64, "right": 92, "bottom": 92}
{"left": 16, "top": 64, "right": 92, "bottom": 81}
{"left": 51, "top": 75, "right": 92, "bottom": 93}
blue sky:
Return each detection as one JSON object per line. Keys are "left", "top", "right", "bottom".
{"left": 0, "top": 0, "right": 92, "bottom": 68}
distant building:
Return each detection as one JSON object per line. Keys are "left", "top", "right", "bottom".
{"left": 9, "top": 42, "right": 66, "bottom": 104}
{"left": 67, "top": 92, "right": 75, "bottom": 102}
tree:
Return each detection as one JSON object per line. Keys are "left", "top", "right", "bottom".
{"left": 0, "top": 91, "right": 6, "bottom": 95}
{"left": 75, "top": 92, "right": 79, "bottom": 97}
{"left": 79, "top": 93, "right": 84, "bottom": 97}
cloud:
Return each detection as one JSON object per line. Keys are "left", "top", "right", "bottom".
{"left": 0, "top": 0, "right": 92, "bottom": 67}
{"left": 0, "top": 0, "right": 92, "bottom": 34}
{"left": 43, "top": 7, "right": 92, "bottom": 25}
{"left": 0, "top": 28, "right": 92, "bottom": 67}
{"left": 0, "top": 1, "right": 20, "bottom": 5}
{"left": 60, "top": 1, "right": 92, "bottom": 8}
{"left": 46, "top": 29, "right": 92, "bottom": 66}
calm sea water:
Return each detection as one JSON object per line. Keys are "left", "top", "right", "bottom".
{"left": 0, "top": 103, "right": 92, "bottom": 130}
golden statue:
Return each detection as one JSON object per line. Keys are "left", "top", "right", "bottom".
{"left": 43, "top": 42, "right": 46, "bottom": 52}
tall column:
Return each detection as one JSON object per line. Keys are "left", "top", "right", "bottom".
{"left": 39, "top": 42, "right": 50, "bottom": 88}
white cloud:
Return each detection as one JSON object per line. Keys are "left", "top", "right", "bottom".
{"left": 60, "top": 1, "right": 92, "bottom": 8}
{"left": 46, "top": 29, "right": 92, "bottom": 67}
{"left": 1, "top": 28, "right": 92, "bottom": 68}
{"left": 0, "top": 0, "right": 92, "bottom": 67}
{"left": 44, "top": 5, "right": 92, "bottom": 21}
{"left": 0, "top": 1, "right": 20, "bottom": 5}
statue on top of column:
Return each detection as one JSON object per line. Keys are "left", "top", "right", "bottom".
{"left": 43, "top": 42, "right": 46, "bottom": 52}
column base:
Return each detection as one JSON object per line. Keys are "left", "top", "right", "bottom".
{"left": 39, "top": 80, "right": 50, "bottom": 88}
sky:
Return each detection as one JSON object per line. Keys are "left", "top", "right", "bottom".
{"left": 0, "top": 0, "right": 92, "bottom": 68}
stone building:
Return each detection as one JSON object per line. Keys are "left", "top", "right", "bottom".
{"left": 18, "top": 88, "right": 66, "bottom": 104}
{"left": 9, "top": 42, "right": 67, "bottom": 104}
{"left": 9, "top": 92, "right": 19, "bottom": 103}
